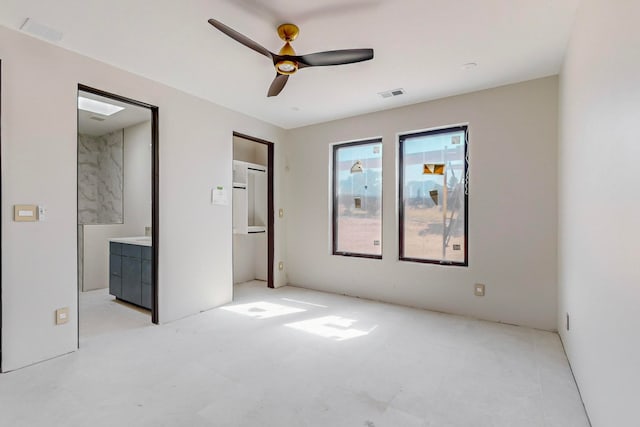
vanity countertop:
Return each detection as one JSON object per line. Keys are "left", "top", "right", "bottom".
{"left": 109, "top": 236, "right": 152, "bottom": 247}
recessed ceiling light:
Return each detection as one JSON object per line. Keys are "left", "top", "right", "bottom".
{"left": 19, "top": 18, "right": 64, "bottom": 42}
{"left": 462, "top": 62, "right": 478, "bottom": 70}
{"left": 78, "top": 96, "right": 125, "bottom": 116}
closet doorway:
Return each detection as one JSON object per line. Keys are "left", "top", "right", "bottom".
{"left": 232, "top": 132, "right": 274, "bottom": 290}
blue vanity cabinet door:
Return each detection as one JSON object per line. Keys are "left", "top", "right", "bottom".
{"left": 141, "top": 283, "right": 152, "bottom": 310}
{"left": 141, "top": 259, "right": 151, "bottom": 283}
{"left": 122, "top": 243, "right": 141, "bottom": 259}
{"left": 110, "top": 242, "right": 122, "bottom": 255}
{"left": 109, "top": 243, "right": 122, "bottom": 298}
{"left": 109, "top": 273, "right": 122, "bottom": 299}
{"left": 121, "top": 253, "right": 142, "bottom": 306}
{"left": 141, "top": 259, "right": 152, "bottom": 309}
{"left": 110, "top": 249, "right": 122, "bottom": 277}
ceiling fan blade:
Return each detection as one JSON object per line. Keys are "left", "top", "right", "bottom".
{"left": 268, "top": 74, "right": 289, "bottom": 97}
{"left": 208, "top": 18, "right": 273, "bottom": 59}
{"left": 296, "top": 48, "right": 374, "bottom": 68}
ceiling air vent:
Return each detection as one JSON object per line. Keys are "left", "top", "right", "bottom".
{"left": 378, "top": 88, "right": 405, "bottom": 99}
{"left": 89, "top": 115, "right": 106, "bottom": 122}
{"left": 19, "top": 18, "right": 64, "bottom": 42}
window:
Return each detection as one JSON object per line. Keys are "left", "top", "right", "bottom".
{"left": 399, "top": 126, "right": 468, "bottom": 265}
{"left": 332, "top": 139, "right": 383, "bottom": 258}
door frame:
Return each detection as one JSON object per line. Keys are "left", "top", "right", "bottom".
{"left": 77, "top": 84, "right": 160, "bottom": 325}
{"left": 232, "top": 132, "right": 275, "bottom": 289}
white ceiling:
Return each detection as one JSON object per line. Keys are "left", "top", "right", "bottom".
{"left": 1, "top": 0, "right": 580, "bottom": 129}
{"left": 78, "top": 90, "right": 151, "bottom": 136}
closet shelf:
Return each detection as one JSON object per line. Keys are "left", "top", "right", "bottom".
{"left": 233, "top": 160, "right": 267, "bottom": 235}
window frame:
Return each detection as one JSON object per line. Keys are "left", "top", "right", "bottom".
{"left": 332, "top": 138, "right": 383, "bottom": 259}
{"left": 398, "top": 125, "right": 469, "bottom": 266}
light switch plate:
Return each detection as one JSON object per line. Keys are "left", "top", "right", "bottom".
{"left": 474, "top": 284, "right": 485, "bottom": 297}
{"left": 14, "top": 205, "right": 38, "bottom": 222}
{"left": 38, "top": 206, "right": 47, "bottom": 221}
{"left": 279, "top": 209, "right": 284, "bottom": 218}
{"left": 56, "top": 307, "right": 69, "bottom": 325}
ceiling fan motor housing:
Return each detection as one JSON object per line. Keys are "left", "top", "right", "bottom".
{"left": 277, "top": 23, "right": 299, "bottom": 42}
{"left": 276, "top": 42, "right": 298, "bottom": 75}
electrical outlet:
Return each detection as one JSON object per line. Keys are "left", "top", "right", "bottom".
{"left": 278, "top": 262, "right": 284, "bottom": 271}
{"left": 474, "top": 283, "right": 485, "bottom": 297}
{"left": 55, "top": 307, "right": 69, "bottom": 325}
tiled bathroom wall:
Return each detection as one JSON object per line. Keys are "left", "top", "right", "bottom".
{"left": 78, "top": 130, "right": 124, "bottom": 224}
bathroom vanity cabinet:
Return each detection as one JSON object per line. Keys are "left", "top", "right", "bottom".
{"left": 109, "top": 238, "right": 152, "bottom": 310}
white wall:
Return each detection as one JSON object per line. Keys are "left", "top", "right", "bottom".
{"left": 82, "top": 121, "right": 152, "bottom": 291}
{"left": 558, "top": 0, "right": 640, "bottom": 425}
{"left": 0, "top": 26, "right": 287, "bottom": 372}
{"left": 285, "top": 77, "right": 559, "bottom": 330}
{"left": 233, "top": 234, "right": 257, "bottom": 284}
{"left": 82, "top": 226, "right": 123, "bottom": 291}
{"left": 232, "top": 226, "right": 269, "bottom": 284}
{"left": 123, "top": 121, "right": 153, "bottom": 236}
{"left": 233, "top": 135, "right": 268, "bottom": 166}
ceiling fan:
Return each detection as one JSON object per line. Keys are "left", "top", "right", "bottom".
{"left": 208, "top": 18, "right": 374, "bottom": 97}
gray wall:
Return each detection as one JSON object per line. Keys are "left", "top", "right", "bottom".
{"left": 558, "top": 0, "right": 640, "bottom": 424}
{"left": 0, "top": 25, "right": 286, "bottom": 372}
{"left": 285, "top": 77, "right": 559, "bottom": 331}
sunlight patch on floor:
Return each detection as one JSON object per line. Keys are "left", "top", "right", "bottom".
{"left": 285, "top": 315, "right": 377, "bottom": 341}
{"left": 280, "top": 297, "right": 328, "bottom": 308}
{"left": 221, "top": 301, "right": 306, "bottom": 319}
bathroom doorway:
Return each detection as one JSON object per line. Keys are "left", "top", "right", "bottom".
{"left": 76, "top": 85, "right": 159, "bottom": 342}
{"left": 232, "top": 132, "right": 274, "bottom": 291}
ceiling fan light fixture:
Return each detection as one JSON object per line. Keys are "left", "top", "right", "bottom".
{"left": 276, "top": 60, "right": 298, "bottom": 75}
